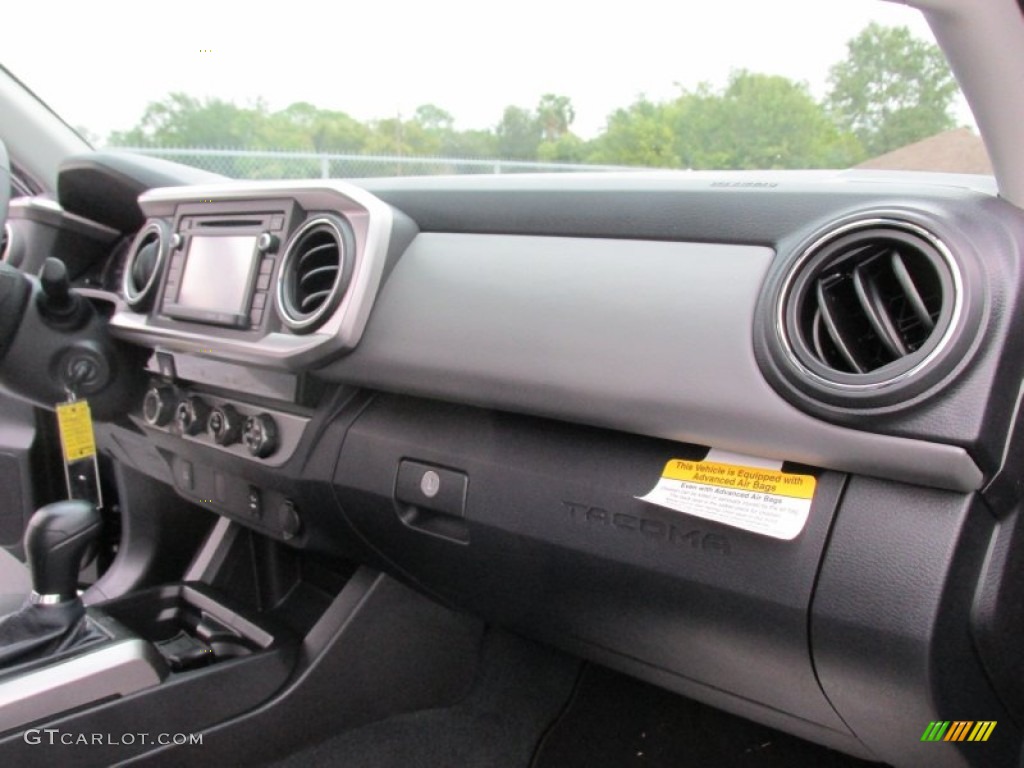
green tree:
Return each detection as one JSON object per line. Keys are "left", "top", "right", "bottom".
{"left": 826, "top": 22, "right": 959, "bottom": 156}
{"left": 538, "top": 134, "right": 587, "bottom": 164}
{"left": 441, "top": 129, "right": 498, "bottom": 158}
{"left": 587, "top": 74, "right": 861, "bottom": 170}
{"left": 365, "top": 114, "right": 443, "bottom": 156}
{"left": 676, "top": 71, "right": 863, "bottom": 170}
{"left": 108, "top": 93, "right": 273, "bottom": 148}
{"left": 536, "top": 94, "right": 575, "bottom": 142}
{"left": 278, "top": 102, "right": 368, "bottom": 153}
{"left": 495, "top": 105, "right": 541, "bottom": 160}
{"left": 587, "top": 98, "right": 680, "bottom": 167}
{"left": 413, "top": 104, "right": 455, "bottom": 133}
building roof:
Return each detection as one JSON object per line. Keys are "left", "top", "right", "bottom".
{"left": 856, "top": 127, "right": 992, "bottom": 174}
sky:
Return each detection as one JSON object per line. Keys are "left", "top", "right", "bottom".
{"left": 3, "top": 0, "right": 947, "bottom": 144}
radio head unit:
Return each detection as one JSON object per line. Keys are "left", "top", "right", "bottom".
{"left": 162, "top": 210, "right": 282, "bottom": 329}
{"left": 165, "top": 235, "right": 258, "bottom": 327}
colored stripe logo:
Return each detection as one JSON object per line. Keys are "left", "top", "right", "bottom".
{"left": 921, "top": 721, "right": 996, "bottom": 742}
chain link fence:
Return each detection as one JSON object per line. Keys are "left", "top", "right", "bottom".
{"left": 108, "top": 147, "right": 637, "bottom": 179}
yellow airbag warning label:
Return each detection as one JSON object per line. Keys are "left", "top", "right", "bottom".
{"left": 637, "top": 451, "right": 815, "bottom": 541}
{"left": 56, "top": 401, "right": 97, "bottom": 463}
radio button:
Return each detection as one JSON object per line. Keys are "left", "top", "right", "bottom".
{"left": 257, "top": 233, "right": 279, "bottom": 253}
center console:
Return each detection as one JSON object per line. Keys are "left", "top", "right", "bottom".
{"left": 95, "top": 181, "right": 416, "bottom": 546}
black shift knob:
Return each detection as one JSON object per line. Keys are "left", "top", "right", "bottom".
{"left": 24, "top": 500, "right": 101, "bottom": 602}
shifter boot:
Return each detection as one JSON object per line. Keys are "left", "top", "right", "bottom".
{"left": 0, "top": 598, "right": 105, "bottom": 668}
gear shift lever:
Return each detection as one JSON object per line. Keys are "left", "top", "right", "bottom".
{"left": 0, "top": 500, "right": 105, "bottom": 667}
{"left": 25, "top": 499, "right": 101, "bottom": 603}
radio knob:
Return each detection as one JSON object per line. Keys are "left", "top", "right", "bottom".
{"left": 142, "top": 385, "right": 175, "bottom": 426}
{"left": 174, "top": 396, "right": 210, "bottom": 436}
{"left": 208, "top": 404, "right": 243, "bottom": 445}
{"left": 242, "top": 413, "right": 279, "bottom": 458}
{"left": 256, "top": 232, "right": 279, "bottom": 253}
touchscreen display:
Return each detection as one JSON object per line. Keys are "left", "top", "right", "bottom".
{"left": 177, "top": 236, "right": 257, "bottom": 313}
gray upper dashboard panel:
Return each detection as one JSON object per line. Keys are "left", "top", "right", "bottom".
{"left": 322, "top": 232, "right": 983, "bottom": 492}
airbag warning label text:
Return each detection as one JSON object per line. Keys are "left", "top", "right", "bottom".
{"left": 637, "top": 456, "right": 815, "bottom": 540}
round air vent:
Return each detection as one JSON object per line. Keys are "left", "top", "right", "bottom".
{"left": 276, "top": 215, "right": 354, "bottom": 333}
{"left": 770, "top": 218, "right": 967, "bottom": 407}
{"left": 123, "top": 220, "right": 168, "bottom": 310}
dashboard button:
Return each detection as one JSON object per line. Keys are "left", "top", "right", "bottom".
{"left": 142, "top": 385, "right": 176, "bottom": 427}
{"left": 242, "top": 413, "right": 279, "bottom": 458}
{"left": 257, "top": 232, "right": 279, "bottom": 253}
{"left": 256, "top": 273, "right": 271, "bottom": 291}
{"left": 208, "top": 404, "right": 243, "bottom": 445}
{"left": 396, "top": 461, "right": 468, "bottom": 518}
{"left": 175, "top": 396, "right": 210, "bottom": 436}
{"left": 247, "top": 486, "right": 262, "bottom": 518}
{"left": 155, "top": 352, "right": 176, "bottom": 379}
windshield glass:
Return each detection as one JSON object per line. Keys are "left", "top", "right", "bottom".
{"left": 5, "top": 0, "right": 984, "bottom": 178}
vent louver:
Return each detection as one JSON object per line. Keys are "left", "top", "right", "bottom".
{"left": 276, "top": 216, "right": 352, "bottom": 333}
{"left": 123, "top": 221, "right": 167, "bottom": 310}
{"left": 775, "top": 219, "right": 963, "bottom": 404}
{"left": 801, "top": 237, "right": 942, "bottom": 374}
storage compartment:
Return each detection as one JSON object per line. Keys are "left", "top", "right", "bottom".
{"left": 101, "top": 584, "right": 280, "bottom": 672}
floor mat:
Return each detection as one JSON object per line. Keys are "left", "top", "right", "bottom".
{"left": 263, "top": 629, "right": 582, "bottom": 768}
{"left": 530, "top": 665, "right": 883, "bottom": 768}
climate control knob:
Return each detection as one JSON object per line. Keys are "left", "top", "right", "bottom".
{"left": 242, "top": 413, "right": 279, "bottom": 458}
{"left": 208, "top": 404, "right": 243, "bottom": 446}
{"left": 142, "top": 385, "right": 175, "bottom": 427}
{"left": 174, "top": 396, "right": 210, "bottom": 436}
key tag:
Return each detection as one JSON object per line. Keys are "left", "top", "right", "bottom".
{"left": 54, "top": 388, "right": 103, "bottom": 508}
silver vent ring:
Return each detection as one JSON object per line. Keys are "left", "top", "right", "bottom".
{"left": 775, "top": 218, "right": 964, "bottom": 393}
{"left": 123, "top": 220, "right": 169, "bottom": 310}
{"left": 275, "top": 215, "right": 354, "bottom": 334}
{"left": 754, "top": 213, "right": 983, "bottom": 410}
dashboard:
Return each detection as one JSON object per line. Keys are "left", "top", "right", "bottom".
{"left": 8, "top": 161, "right": 1024, "bottom": 768}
